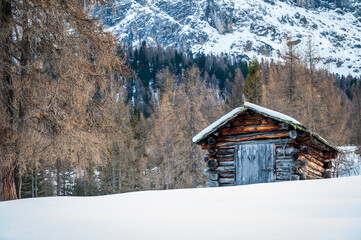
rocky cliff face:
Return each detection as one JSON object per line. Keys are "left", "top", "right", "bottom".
{"left": 205, "top": 0, "right": 234, "bottom": 34}
{"left": 94, "top": 0, "right": 361, "bottom": 76}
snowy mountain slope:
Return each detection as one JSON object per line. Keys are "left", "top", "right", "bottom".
{"left": 1, "top": 176, "right": 361, "bottom": 240}
{"left": 95, "top": 0, "right": 361, "bottom": 76}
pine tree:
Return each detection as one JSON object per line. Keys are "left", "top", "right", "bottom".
{"left": 243, "top": 57, "right": 261, "bottom": 104}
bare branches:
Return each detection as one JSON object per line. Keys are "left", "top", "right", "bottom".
{"left": 0, "top": 0, "right": 130, "bottom": 200}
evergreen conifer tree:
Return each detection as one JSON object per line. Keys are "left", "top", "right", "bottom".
{"left": 243, "top": 57, "right": 261, "bottom": 104}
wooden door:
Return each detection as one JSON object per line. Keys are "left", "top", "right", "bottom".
{"left": 235, "top": 143, "right": 275, "bottom": 185}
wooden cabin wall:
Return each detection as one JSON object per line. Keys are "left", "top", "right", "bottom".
{"left": 294, "top": 130, "right": 335, "bottom": 179}
{"left": 296, "top": 143, "right": 333, "bottom": 180}
{"left": 200, "top": 111, "right": 333, "bottom": 187}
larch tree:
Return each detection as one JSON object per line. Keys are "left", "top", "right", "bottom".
{"left": 228, "top": 68, "right": 245, "bottom": 109}
{"left": 282, "top": 36, "right": 302, "bottom": 118}
{"left": 147, "top": 68, "right": 180, "bottom": 189}
{"left": 262, "top": 41, "right": 351, "bottom": 147}
{"left": 0, "top": 0, "right": 129, "bottom": 201}
{"left": 147, "top": 67, "right": 225, "bottom": 189}
{"left": 178, "top": 67, "right": 226, "bottom": 187}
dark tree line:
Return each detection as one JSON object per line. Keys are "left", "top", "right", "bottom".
{"left": 123, "top": 41, "right": 249, "bottom": 117}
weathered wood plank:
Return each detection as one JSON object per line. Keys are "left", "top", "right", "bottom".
{"left": 276, "top": 171, "right": 291, "bottom": 180}
{"left": 301, "top": 142, "right": 333, "bottom": 159}
{"left": 217, "top": 158, "right": 234, "bottom": 162}
{"left": 218, "top": 178, "right": 235, "bottom": 184}
{"left": 216, "top": 166, "right": 235, "bottom": 172}
{"left": 231, "top": 118, "right": 275, "bottom": 127}
{"left": 217, "top": 170, "right": 235, "bottom": 174}
{"left": 204, "top": 154, "right": 234, "bottom": 162}
{"left": 307, "top": 137, "right": 335, "bottom": 153}
{"left": 221, "top": 124, "right": 286, "bottom": 136}
{"left": 218, "top": 174, "right": 235, "bottom": 178}
{"left": 236, "top": 143, "right": 275, "bottom": 185}
{"left": 294, "top": 131, "right": 335, "bottom": 155}
{"left": 299, "top": 167, "right": 323, "bottom": 177}
{"left": 216, "top": 148, "right": 235, "bottom": 155}
{"left": 304, "top": 158, "right": 325, "bottom": 173}
{"left": 218, "top": 161, "right": 234, "bottom": 166}
{"left": 276, "top": 156, "right": 295, "bottom": 160}
{"left": 276, "top": 147, "right": 299, "bottom": 156}
{"left": 239, "top": 112, "right": 263, "bottom": 120}
{"left": 276, "top": 159, "right": 294, "bottom": 164}
{"left": 202, "top": 144, "right": 235, "bottom": 149}
{"left": 301, "top": 153, "right": 324, "bottom": 167}
{"left": 275, "top": 144, "right": 295, "bottom": 149}
{"left": 300, "top": 145, "right": 330, "bottom": 161}
{"left": 216, "top": 154, "right": 235, "bottom": 159}
{"left": 275, "top": 160, "right": 293, "bottom": 172}
{"left": 202, "top": 137, "right": 293, "bottom": 149}
{"left": 216, "top": 131, "right": 290, "bottom": 143}
{"left": 306, "top": 174, "right": 323, "bottom": 180}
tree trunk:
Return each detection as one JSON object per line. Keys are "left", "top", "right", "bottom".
{"left": 111, "top": 142, "right": 116, "bottom": 194}
{"left": 0, "top": 166, "right": 16, "bottom": 201}
{"left": 34, "top": 165, "right": 37, "bottom": 197}
{"left": 56, "top": 159, "right": 61, "bottom": 196}
{"left": 118, "top": 142, "right": 122, "bottom": 193}
{"left": 31, "top": 167, "right": 34, "bottom": 198}
{"left": 189, "top": 84, "right": 197, "bottom": 188}
{"left": 0, "top": 0, "right": 18, "bottom": 201}
{"left": 13, "top": 0, "right": 31, "bottom": 200}
{"left": 14, "top": 164, "right": 21, "bottom": 199}
{"left": 63, "top": 173, "right": 66, "bottom": 196}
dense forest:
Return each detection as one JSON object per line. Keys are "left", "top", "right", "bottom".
{"left": 1, "top": 1, "right": 360, "bottom": 201}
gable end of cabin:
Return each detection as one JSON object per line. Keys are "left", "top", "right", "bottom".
{"left": 194, "top": 104, "right": 338, "bottom": 187}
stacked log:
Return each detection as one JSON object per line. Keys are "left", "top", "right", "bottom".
{"left": 201, "top": 110, "right": 337, "bottom": 187}
{"left": 203, "top": 114, "right": 297, "bottom": 186}
{"left": 204, "top": 148, "right": 236, "bottom": 187}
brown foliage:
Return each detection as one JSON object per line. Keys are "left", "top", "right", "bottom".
{"left": 0, "top": 0, "right": 130, "bottom": 200}
{"left": 262, "top": 39, "right": 351, "bottom": 146}
{"left": 146, "top": 67, "right": 226, "bottom": 189}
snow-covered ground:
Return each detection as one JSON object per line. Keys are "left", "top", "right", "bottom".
{"left": 1, "top": 176, "right": 361, "bottom": 240}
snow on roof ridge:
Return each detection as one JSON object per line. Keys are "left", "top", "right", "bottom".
{"left": 193, "top": 102, "right": 303, "bottom": 143}
{"left": 243, "top": 102, "right": 301, "bottom": 125}
{"left": 192, "top": 106, "right": 245, "bottom": 143}
{"left": 192, "top": 102, "right": 338, "bottom": 153}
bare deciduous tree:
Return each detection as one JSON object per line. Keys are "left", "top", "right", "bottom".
{"left": 0, "top": 0, "right": 130, "bottom": 200}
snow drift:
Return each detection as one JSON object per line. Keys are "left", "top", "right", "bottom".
{"left": 1, "top": 176, "right": 361, "bottom": 240}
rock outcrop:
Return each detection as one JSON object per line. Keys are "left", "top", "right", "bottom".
{"left": 94, "top": 0, "right": 361, "bottom": 76}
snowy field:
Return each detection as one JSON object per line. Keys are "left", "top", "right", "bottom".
{"left": 1, "top": 177, "right": 361, "bottom": 240}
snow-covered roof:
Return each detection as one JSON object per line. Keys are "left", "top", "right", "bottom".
{"left": 193, "top": 102, "right": 338, "bottom": 152}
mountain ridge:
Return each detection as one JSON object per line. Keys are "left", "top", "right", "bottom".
{"left": 94, "top": 0, "right": 361, "bottom": 76}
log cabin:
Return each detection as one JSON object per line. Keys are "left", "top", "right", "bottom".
{"left": 192, "top": 102, "right": 339, "bottom": 187}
